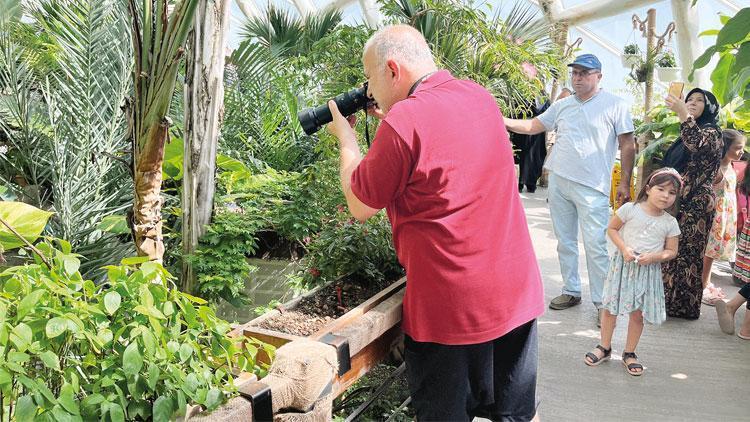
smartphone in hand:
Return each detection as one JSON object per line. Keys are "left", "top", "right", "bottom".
{"left": 669, "top": 81, "right": 684, "bottom": 99}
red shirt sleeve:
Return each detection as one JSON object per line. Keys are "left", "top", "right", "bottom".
{"left": 350, "top": 121, "right": 412, "bottom": 209}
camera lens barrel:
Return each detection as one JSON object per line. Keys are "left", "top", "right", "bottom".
{"left": 298, "top": 84, "right": 371, "bottom": 135}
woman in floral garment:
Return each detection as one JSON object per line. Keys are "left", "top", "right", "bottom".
{"left": 662, "top": 88, "right": 723, "bottom": 319}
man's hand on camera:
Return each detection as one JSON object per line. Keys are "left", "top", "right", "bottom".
{"left": 327, "top": 100, "right": 357, "bottom": 144}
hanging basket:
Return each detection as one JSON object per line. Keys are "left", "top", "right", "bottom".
{"left": 621, "top": 54, "right": 641, "bottom": 68}
{"left": 656, "top": 66, "right": 682, "bottom": 82}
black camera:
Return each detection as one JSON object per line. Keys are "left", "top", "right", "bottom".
{"left": 297, "top": 83, "right": 374, "bottom": 135}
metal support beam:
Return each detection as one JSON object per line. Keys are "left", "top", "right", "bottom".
{"left": 671, "top": 0, "right": 709, "bottom": 88}
{"left": 553, "top": 0, "right": 656, "bottom": 26}
{"left": 358, "top": 0, "right": 382, "bottom": 28}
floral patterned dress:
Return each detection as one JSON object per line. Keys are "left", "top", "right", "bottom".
{"left": 704, "top": 165, "right": 737, "bottom": 261}
{"left": 662, "top": 117, "right": 723, "bottom": 319}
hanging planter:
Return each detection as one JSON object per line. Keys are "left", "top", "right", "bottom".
{"left": 656, "top": 66, "right": 682, "bottom": 82}
{"left": 621, "top": 54, "right": 641, "bottom": 68}
{"left": 622, "top": 43, "right": 641, "bottom": 69}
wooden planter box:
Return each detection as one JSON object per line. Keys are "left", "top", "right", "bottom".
{"left": 238, "top": 277, "right": 406, "bottom": 397}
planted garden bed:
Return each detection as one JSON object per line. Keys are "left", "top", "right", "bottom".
{"left": 238, "top": 276, "right": 406, "bottom": 397}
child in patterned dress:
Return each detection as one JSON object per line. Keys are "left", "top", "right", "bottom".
{"left": 702, "top": 129, "right": 746, "bottom": 304}
{"left": 584, "top": 168, "right": 682, "bottom": 376}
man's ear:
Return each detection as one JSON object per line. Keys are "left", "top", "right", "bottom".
{"left": 385, "top": 59, "right": 400, "bottom": 80}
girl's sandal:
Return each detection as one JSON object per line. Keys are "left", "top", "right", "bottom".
{"left": 584, "top": 345, "right": 611, "bottom": 366}
{"left": 622, "top": 351, "right": 644, "bottom": 376}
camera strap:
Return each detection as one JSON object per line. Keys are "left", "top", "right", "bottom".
{"left": 408, "top": 71, "right": 438, "bottom": 96}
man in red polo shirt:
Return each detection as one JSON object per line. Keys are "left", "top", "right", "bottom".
{"left": 326, "top": 25, "right": 544, "bottom": 421}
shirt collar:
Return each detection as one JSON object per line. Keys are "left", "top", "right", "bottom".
{"left": 410, "top": 70, "right": 453, "bottom": 96}
{"left": 575, "top": 88, "right": 602, "bottom": 105}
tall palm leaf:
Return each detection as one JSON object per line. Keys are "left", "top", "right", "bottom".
{"left": 240, "top": 5, "right": 342, "bottom": 57}
{"left": 1, "top": 0, "right": 134, "bottom": 276}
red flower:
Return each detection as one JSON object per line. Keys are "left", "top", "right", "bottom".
{"left": 309, "top": 268, "right": 321, "bottom": 278}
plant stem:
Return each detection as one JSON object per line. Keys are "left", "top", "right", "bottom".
{"left": 0, "top": 215, "right": 52, "bottom": 269}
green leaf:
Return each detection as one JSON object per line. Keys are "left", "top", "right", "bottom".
{"left": 121, "top": 256, "right": 151, "bottom": 266}
{"left": 58, "top": 383, "right": 80, "bottom": 415}
{"left": 147, "top": 363, "right": 160, "bottom": 390}
{"left": 153, "top": 396, "right": 174, "bottom": 422}
{"left": 104, "top": 291, "right": 121, "bottom": 315}
{"left": 10, "top": 322, "right": 32, "bottom": 351}
{"left": 699, "top": 29, "right": 720, "bottom": 37}
{"left": 716, "top": 8, "right": 750, "bottom": 47}
{"left": 39, "top": 350, "right": 61, "bottom": 371}
{"left": 690, "top": 45, "right": 716, "bottom": 81}
{"left": 97, "top": 215, "right": 131, "bottom": 234}
{"left": 61, "top": 255, "right": 80, "bottom": 275}
{"left": 140, "top": 261, "right": 161, "bottom": 278}
{"left": 108, "top": 403, "right": 125, "bottom": 422}
{"left": 81, "top": 393, "right": 105, "bottom": 408}
{"left": 732, "top": 42, "right": 750, "bottom": 83}
{"left": 204, "top": 388, "right": 222, "bottom": 410}
{"left": 46, "top": 317, "right": 68, "bottom": 338}
{"left": 123, "top": 342, "right": 144, "bottom": 375}
{"left": 179, "top": 343, "right": 193, "bottom": 362}
{"left": 14, "top": 395, "right": 36, "bottom": 422}
{"left": 0, "top": 202, "right": 54, "bottom": 251}
{"left": 711, "top": 52, "right": 736, "bottom": 103}
{"left": 17, "top": 289, "right": 45, "bottom": 319}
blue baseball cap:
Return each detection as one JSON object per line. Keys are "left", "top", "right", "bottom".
{"left": 567, "top": 54, "right": 602, "bottom": 71}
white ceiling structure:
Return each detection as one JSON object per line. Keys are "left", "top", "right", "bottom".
{"left": 228, "top": 0, "right": 748, "bottom": 106}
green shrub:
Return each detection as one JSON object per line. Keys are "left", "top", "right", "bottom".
{"left": 0, "top": 240, "right": 270, "bottom": 421}
{"left": 186, "top": 210, "right": 264, "bottom": 306}
{"left": 295, "top": 208, "right": 403, "bottom": 290}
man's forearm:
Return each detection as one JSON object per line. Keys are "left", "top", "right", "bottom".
{"left": 619, "top": 135, "right": 636, "bottom": 185}
{"left": 503, "top": 117, "right": 545, "bottom": 135}
{"left": 339, "top": 136, "right": 362, "bottom": 203}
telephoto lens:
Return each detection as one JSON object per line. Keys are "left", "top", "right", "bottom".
{"left": 297, "top": 83, "right": 373, "bottom": 135}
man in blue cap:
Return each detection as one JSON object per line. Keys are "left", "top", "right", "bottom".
{"left": 504, "top": 53, "right": 636, "bottom": 326}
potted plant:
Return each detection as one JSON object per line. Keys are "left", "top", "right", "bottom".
{"left": 622, "top": 43, "right": 641, "bottom": 68}
{"left": 656, "top": 50, "right": 681, "bottom": 82}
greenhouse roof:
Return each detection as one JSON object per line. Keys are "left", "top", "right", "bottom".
{"left": 227, "top": 0, "right": 748, "bottom": 107}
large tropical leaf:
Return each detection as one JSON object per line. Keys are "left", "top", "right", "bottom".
{"left": 0, "top": 201, "right": 53, "bottom": 252}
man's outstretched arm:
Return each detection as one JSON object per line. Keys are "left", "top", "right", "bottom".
{"left": 503, "top": 117, "right": 546, "bottom": 135}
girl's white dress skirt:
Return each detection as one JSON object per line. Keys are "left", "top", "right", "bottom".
{"left": 602, "top": 251, "right": 667, "bottom": 325}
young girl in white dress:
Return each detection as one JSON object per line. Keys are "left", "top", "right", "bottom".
{"left": 584, "top": 168, "right": 682, "bottom": 376}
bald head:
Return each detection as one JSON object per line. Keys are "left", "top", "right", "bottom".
{"left": 363, "top": 25, "right": 436, "bottom": 72}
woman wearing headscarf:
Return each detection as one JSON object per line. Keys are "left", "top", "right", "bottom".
{"left": 661, "top": 88, "right": 723, "bottom": 319}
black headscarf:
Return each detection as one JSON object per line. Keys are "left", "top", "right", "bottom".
{"left": 661, "top": 88, "right": 721, "bottom": 173}
{"left": 685, "top": 87, "right": 720, "bottom": 130}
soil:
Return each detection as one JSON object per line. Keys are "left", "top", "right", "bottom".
{"left": 255, "top": 276, "right": 393, "bottom": 336}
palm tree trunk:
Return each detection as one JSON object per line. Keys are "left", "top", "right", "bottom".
{"left": 127, "top": 0, "right": 199, "bottom": 263}
{"left": 181, "top": 0, "right": 230, "bottom": 292}
{"left": 133, "top": 118, "right": 169, "bottom": 262}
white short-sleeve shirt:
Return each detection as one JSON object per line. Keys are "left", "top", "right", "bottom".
{"left": 537, "top": 90, "right": 634, "bottom": 195}
{"left": 616, "top": 202, "right": 681, "bottom": 254}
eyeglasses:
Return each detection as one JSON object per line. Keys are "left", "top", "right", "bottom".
{"left": 570, "top": 69, "right": 600, "bottom": 78}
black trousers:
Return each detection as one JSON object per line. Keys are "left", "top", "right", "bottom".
{"left": 404, "top": 319, "right": 538, "bottom": 421}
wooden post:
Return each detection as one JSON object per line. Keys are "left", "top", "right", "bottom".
{"left": 644, "top": 8, "right": 656, "bottom": 119}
